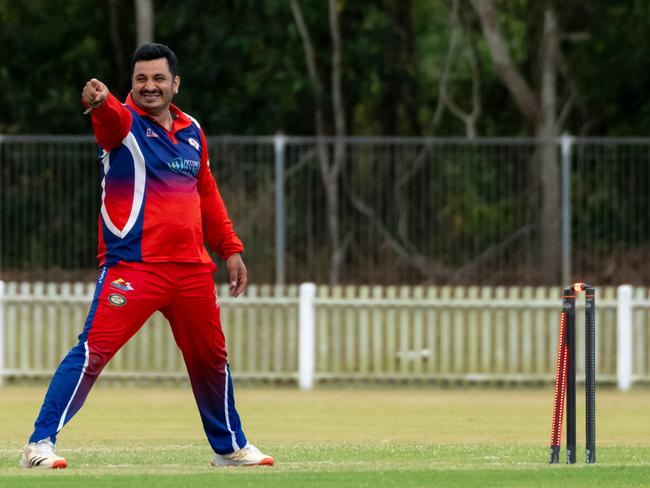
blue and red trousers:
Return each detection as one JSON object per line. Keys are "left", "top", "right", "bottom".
{"left": 29, "top": 261, "right": 247, "bottom": 454}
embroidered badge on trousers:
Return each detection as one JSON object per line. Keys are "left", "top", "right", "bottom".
{"left": 108, "top": 293, "right": 127, "bottom": 307}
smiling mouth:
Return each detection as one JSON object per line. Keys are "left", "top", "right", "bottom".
{"left": 141, "top": 91, "right": 161, "bottom": 101}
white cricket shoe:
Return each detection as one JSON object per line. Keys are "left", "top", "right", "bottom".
{"left": 210, "top": 444, "right": 274, "bottom": 467}
{"left": 20, "top": 439, "right": 68, "bottom": 469}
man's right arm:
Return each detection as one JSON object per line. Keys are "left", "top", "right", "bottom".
{"left": 81, "top": 78, "right": 132, "bottom": 151}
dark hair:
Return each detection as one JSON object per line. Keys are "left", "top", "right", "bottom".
{"left": 131, "top": 43, "right": 178, "bottom": 76}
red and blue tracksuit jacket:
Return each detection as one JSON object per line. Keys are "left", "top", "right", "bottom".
{"left": 94, "top": 92, "right": 243, "bottom": 265}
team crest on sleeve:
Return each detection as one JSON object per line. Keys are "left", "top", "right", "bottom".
{"left": 188, "top": 137, "right": 200, "bottom": 151}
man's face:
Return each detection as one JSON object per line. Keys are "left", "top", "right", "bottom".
{"left": 131, "top": 58, "right": 180, "bottom": 114}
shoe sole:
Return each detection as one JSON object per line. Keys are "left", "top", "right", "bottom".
{"left": 20, "top": 458, "right": 68, "bottom": 469}
{"left": 51, "top": 460, "right": 68, "bottom": 469}
{"left": 210, "top": 457, "right": 274, "bottom": 467}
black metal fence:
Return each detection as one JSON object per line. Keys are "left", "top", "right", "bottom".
{"left": 1, "top": 135, "right": 649, "bottom": 285}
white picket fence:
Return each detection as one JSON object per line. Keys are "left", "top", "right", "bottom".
{"left": 0, "top": 281, "right": 648, "bottom": 389}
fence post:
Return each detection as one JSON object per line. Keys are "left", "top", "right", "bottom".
{"left": 274, "top": 133, "right": 286, "bottom": 285}
{"left": 0, "top": 281, "right": 5, "bottom": 387}
{"left": 617, "top": 284, "right": 633, "bottom": 390}
{"left": 561, "top": 134, "right": 573, "bottom": 286}
{"left": 299, "top": 282, "right": 316, "bottom": 390}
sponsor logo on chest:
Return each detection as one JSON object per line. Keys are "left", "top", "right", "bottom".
{"left": 167, "top": 157, "right": 200, "bottom": 177}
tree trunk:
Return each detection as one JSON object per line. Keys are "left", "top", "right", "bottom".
{"left": 108, "top": 0, "right": 129, "bottom": 97}
{"left": 328, "top": 0, "right": 346, "bottom": 284}
{"left": 434, "top": 0, "right": 482, "bottom": 138}
{"left": 538, "top": 6, "right": 561, "bottom": 284}
{"left": 472, "top": 0, "right": 562, "bottom": 283}
{"left": 135, "top": 0, "right": 154, "bottom": 47}
{"left": 291, "top": 0, "right": 346, "bottom": 284}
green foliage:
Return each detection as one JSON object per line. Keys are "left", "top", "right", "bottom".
{"left": 562, "top": 0, "right": 650, "bottom": 134}
{"left": 153, "top": 0, "right": 315, "bottom": 135}
{"left": 439, "top": 156, "right": 517, "bottom": 251}
{"left": 0, "top": 1, "right": 112, "bottom": 133}
{"left": 2, "top": 0, "right": 650, "bottom": 136}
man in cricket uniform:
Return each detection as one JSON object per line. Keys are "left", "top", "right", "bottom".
{"left": 21, "top": 43, "right": 273, "bottom": 469}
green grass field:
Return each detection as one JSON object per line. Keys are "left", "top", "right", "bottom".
{"left": 1, "top": 385, "right": 649, "bottom": 487}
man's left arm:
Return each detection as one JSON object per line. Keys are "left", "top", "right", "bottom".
{"left": 196, "top": 130, "right": 247, "bottom": 297}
